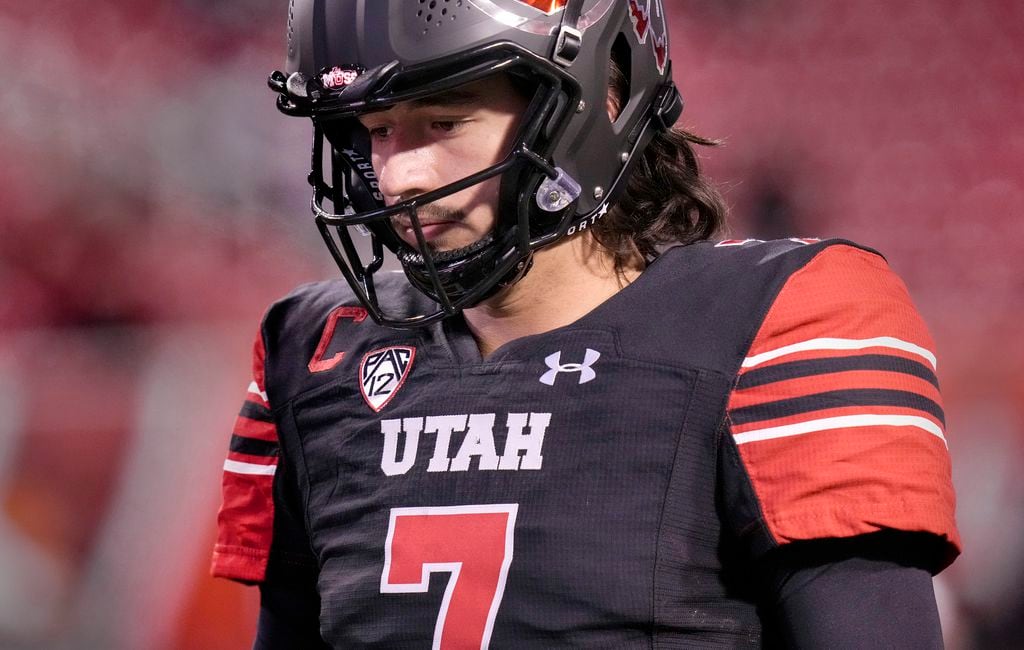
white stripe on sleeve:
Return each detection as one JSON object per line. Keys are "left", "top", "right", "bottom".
{"left": 247, "top": 381, "right": 269, "bottom": 402}
{"left": 223, "top": 459, "right": 278, "bottom": 476}
{"left": 742, "top": 337, "right": 937, "bottom": 370}
{"left": 733, "top": 413, "right": 946, "bottom": 448}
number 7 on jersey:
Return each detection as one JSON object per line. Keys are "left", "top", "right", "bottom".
{"left": 381, "top": 504, "right": 519, "bottom": 649}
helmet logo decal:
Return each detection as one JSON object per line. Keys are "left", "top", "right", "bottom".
{"left": 511, "top": 0, "right": 566, "bottom": 14}
{"left": 321, "top": 65, "right": 362, "bottom": 89}
{"left": 360, "top": 346, "right": 416, "bottom": 412}
{"left": 627, "top": 0, "right": 669, "bottom": 74}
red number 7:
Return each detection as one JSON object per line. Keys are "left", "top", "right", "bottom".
{"left": 381, "top": 504, "right": 519, "bottom": 649}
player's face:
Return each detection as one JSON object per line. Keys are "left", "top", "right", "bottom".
{"left": 357, "top": 75, "right": 528, "bottom": 252}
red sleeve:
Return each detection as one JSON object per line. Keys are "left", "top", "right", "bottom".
{"left": 211, "top": 329, "right": 280, "bottom": 583}
{"left": 726, "top": 245, "right": 960, "bottom": 566}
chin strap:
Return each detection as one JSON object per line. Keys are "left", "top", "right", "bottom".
{"left": 552, "top": 0, "right": 585, "bottom": 67}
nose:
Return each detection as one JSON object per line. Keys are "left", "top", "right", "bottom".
{"left": 374, "top": 139, "right": 439, "bottom": 204}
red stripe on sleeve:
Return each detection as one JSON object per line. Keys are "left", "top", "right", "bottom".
{"left": 211, "top": 328, "right": 277, "bottom": 583}
{"left": 736, "top": 422, "right": 956, "bottom": 543}
{"left": 233, "top": 414, "right": 278, "bottom": 442}
{"left": 728, "top": 245, "right": 960, "bottom": 562}
{"left": 212, "top": 471, "right": 274, "bottom": 582}
{"left": 742, "top": 246, "right": 937, "bottom": 364}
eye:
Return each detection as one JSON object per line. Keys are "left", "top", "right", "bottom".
{"left": 432, "top": 119, "right": 469, "bottom": 134}
{"left": 366, "top": 125, "right": 393, "bottom": 140}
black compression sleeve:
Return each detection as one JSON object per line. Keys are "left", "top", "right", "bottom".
{"left": 764, "top": 533, "right": 945, "bottom": 649}
{"left": 254, "top": 578, "right": 331, "bottom": 650}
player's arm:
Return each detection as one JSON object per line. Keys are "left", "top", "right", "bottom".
{"left": 256, "top": 579, "right": 329, "bottom": 648}
{"left": 720, "top": 243, "right": 959, "bottom": 644}
{"left": 763, "top": 533, "right": 944, "bottom": 648}
{"left": 253, "top": 421, "right": 327, "bottom": 649}
{"left": 253, "top": 439, "right": 328, "bottom": 649}
{"left": 211, "top": 330, "right": 327, "bottom": 647}
{"left": 211, "top": 331, "right": 280, "bottom": 583}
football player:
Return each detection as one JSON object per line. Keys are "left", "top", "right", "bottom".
{"left": 213, "top": 1, "right": 959, "bottom": 647}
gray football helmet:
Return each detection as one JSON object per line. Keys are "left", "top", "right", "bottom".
{"left": 270, "top": 0, "right": 681, "bottom": 327}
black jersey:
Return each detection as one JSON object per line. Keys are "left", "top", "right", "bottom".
{"left": 213, "top": 239, "right": 959, "bottom": 648}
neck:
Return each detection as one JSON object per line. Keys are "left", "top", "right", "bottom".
{"left": 463, "top": 234, "right": 643, "bottom": 358}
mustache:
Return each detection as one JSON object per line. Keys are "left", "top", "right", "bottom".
{"left": 392, "top": 205, "right": 467, "bottom": 252}
{"left": 398, "top": 204, "right": 466, "bottom": 225}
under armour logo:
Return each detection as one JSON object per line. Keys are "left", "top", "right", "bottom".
{"left": 539, "top": 349, "right": 601, "bottom": 386}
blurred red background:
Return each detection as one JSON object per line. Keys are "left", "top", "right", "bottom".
{"left": 1, "top": 0, "right": 1020, "bottom": 647}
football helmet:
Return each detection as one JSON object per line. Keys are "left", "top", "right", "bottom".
{"left": 270, "top": 0, "right": 682, "bottom": 327}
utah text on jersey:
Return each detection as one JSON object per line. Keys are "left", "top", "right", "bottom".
{"left": 380, "top": 412, "right": 551, "bottom": 476}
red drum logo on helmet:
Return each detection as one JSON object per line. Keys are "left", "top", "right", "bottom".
{"left": 627, "top": 0, "right": 668, "bottom": 74}
{"left": 321, "top": 65, "right": 362, "bottom": 89}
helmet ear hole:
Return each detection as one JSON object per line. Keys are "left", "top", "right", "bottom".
{"left": 608, "top": 33, "right": 632, "bottom": 124}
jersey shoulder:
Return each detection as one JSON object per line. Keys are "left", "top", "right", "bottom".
{"left": 259, "top": 273, "right": 426, "bottom": 407}
{"left": 609, "top": 237, "right": 882, "bottom": 374}
{"left": 213, "top": 274, "right": 423, "bottom": 583}
{"left": 685, "top": 236, "right": 882, "bottom": 282}
{"left": 709, "top": 238, "right": 960, "bottom": 570}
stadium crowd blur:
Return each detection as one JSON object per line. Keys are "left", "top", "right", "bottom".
{"left": 0, "top": 0, "right": 1020, "bottom": 647}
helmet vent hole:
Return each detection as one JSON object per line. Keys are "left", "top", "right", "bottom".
{"left": 418, "top": 0, "right": 466, "bottom": 31}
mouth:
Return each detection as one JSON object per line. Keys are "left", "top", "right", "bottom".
{"left": 397, "top": 220, "right": 458, "bottom": 243}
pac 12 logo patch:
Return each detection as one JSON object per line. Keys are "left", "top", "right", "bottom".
{"left": 360, "top": 346, "right": 416, "bottom": 412}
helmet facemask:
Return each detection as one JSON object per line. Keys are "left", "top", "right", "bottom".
{"left": 271, "top": 0, "right": 681, "bottom": 328}
{"left": 284, "top": 44, "right": 586, "bottom": 327}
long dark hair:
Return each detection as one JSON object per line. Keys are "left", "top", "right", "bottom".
{"left": 595, "top": 60, "right": 727, "bottom": 270}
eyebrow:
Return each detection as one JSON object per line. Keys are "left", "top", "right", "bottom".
{"left": 408, "top": 88, "right": 484, "bottom": 108}
{"left": 361, "top": 88, "right": 484, "bottom": 116}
